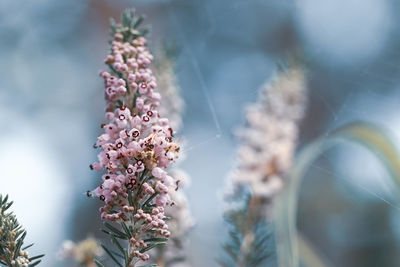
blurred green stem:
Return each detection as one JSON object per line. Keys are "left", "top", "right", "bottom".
{"left": 275, "top": 121, "right": 400, "bottom": 267}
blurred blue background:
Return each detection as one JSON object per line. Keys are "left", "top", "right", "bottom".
{"left": 1, "top": 0, "right": 400, "bottom": 266}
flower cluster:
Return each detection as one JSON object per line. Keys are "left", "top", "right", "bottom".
{"left": 0, "top": 195, "right": 44, "bottom": 267}
{"left": 59, "top": 238, "right": 102, "bottom": 266}
{"left": 89, "top": 9, "right": 180, "bottom": 266}
{"left": 151, "top": 49, "right": 194, "bottom": 266}
{"left": 164, "top": 170, "right": 194, "bottom": 240}
{"left": 153, "top": 48, "right": 184, "bottom": 131}
{"left": 229, "top": 65, "right": 307, "bottom": 217}
{"left": 151, "top": 170, "right": 194, "bottom": 266}
{"left": 220, "top": 65, "right": 307, "bottom": 267}
{"left": 153, "top": 50, "right": 194, "bottom": 240}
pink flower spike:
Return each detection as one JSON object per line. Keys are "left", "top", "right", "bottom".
{"left": 89, "top": 12, "right": 184, "bottom": 266}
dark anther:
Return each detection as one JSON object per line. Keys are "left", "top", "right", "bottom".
{"left": 86, "top": 190, "right": 92, "bottom": 197}
{"left": 117, "top": 142, "right": 123, "bottom": 148}
{"left": 101, "top": 123, "right": 106, "bottom": 128}
{"left": 89, "top": 164, "right": 94, "bottom": 170}
{"left": 100, "top": 185, "right": 104, "bottom": 189}
{"left": 132, "top": 130, "right": 140, "bottom": 137}
{"left": 127, "top": 168, "right": 133, "bottom": 174}
{"left": 175, "top": 180, "right": 181, "bottom": 191}
{"left": 140, "top": 83, "right": 147, "bottom": 89}
{"left": 93, "top": 143, "right": 98, "bottom": 149}
{"left": 120, "top": 105, "right": 127, "bottom": 110}
{"left": 100, "top": 195, "right": 105, "bottom": 201}
{"left": 142, "top": 116, "right": 150, "bottom": 122}
{"left": 126, "top": 183, "right": 134, "bottom": 189}
{"left": 119, "top": 114, "right": 125, "bottom": 120}
{"left": 105, "top": 175, "right": 110, "bottom": 180}
{"left": 147, "top": 110, "right": 153, "bottom": 117}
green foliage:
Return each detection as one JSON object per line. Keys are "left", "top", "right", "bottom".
{"left": 109, "top": 8, "right": 149, "bottom": 42}
{"left": 218, "top": 195, "right": 274, "bottom": 267}
{"left": 98, "top": 220, "right": 166, "bottom": 267}
{"left": 96, "top": 173, "right": 164, "bottom": 266}
{"left": 0, "top": 195, "right": 44, "bottom": 267}
{"left": 98, "top": 222, "right": 128, "bottom": 267}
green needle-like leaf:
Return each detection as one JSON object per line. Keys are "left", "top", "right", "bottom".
{"left": 101, "top": 244, "right": 123, "bottom": 267}
{"left": 133, "top": 16, "right": 144, "bottom": 28}
{"left": 28, "top": 254, "right": 45, "bottom": 261}
{"left": 120, "top": 222, "right": 132, "bottom": 238}
{"left": 142, "top": 193, "right": 158, "bottom": 207}
{"left": 94, "top": 259, "right": 106, "bottom": 267}
{"left": 143, "top": 237, "right": 168, "bottom": 243}
{"left": 14, "top": 232, "right": 26, "bottom": 259}
{"left": 111, "top": 236, "right": 126, "bottom": 257}
{"left": 128, "top": 191, "right": 134, "bottom": 206}
{"left": 22, "top": 244, "right": 34, "bottom": 250}
{"left": 139, "top": 242, "right": 166, "bottom": 253}
{"left": 4, "top": 201, "right": 13, "bottom": 211}
{"left": 104, "top": 223, "right": 128, "bottom": 239}
{"left": 2, "top": 195, "right": 8, "bottom": 205}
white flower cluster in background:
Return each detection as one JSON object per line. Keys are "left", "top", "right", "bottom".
{"left": 59, "top": 238, "right": 102, "bottom": 266}
{"left": 152, "top": 48, "right": 194, "bottom": 267}
{"left": 154, "top": 49, "right": 185, "bottom": 132}
{"left": 230, "top": 66, "right": 307, "bottom": 217}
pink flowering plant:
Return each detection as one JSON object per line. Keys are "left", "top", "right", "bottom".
{"left": 219, "top": 64, "right": 307, "bottom": 267}
{"left": 88, "top": 9, "right": 180, "bottom": 267}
